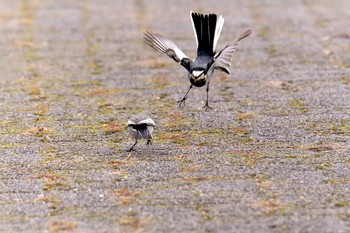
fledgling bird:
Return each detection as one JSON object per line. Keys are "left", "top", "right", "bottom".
{"left": 127, "top": 112, "right": 155, "bottom": 152}
{"left": 144, "top": 11, "right": 252, "bottom": 110}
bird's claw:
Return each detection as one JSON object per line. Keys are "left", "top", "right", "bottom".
{"left": 146, "top": 140, "right": 152, "bottom": 145}
{"left": 177, "top": 97, "right": 187, "bottom": 107}
{"left": 202, "top": 103, "right": 213, "bottom": 111}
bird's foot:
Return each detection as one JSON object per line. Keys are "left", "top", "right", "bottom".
{"left": 146, "top": 140, "right": 152, "bottom": 145}
{"left": 177, "top": 97, "right": 187, "bottom": 107}
{"left": 202, "top": 102, "right": 213, "bottom": 111}
{"left": 126, "top": 146, "right": 136, "bottom": 152}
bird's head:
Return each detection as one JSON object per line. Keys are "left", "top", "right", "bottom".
{"left": 189, "top": 69, "right": 206, "bottom": 87}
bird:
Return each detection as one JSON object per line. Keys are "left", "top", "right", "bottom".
{"left": 143, "top": 11, "right": 252, "bottom": 110}
{"left": 126, "top": 112, "right": 155, "bottom": 151}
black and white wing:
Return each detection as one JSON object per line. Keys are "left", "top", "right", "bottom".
{"left": 128, "top": 112, "right": 155, "bottom": 127}
{"left": 143, "top": 31, "right": 193, "bottom": 72}
{"left": 210, "top": 29, "right": 252, "bottom": 74}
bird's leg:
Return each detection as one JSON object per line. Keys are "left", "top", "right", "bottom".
{"left": 202, "top": 83, "right": 213, "bottom": 111}
{"left": 146, "top": 139, "right": 152, "bottom": 145}
{"left": 177, "top": 85, "right": 192, "bottom": 107}
{"left": 127, "top": 139, "right": 138, "bottom": 152}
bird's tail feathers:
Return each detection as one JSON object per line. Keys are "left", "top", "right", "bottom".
{"left": 213, "top": 15, "right": 224, "bottom": 52}
{"left": 137, "top": 128, "right": 152, "bottom": 139}
{"left": 191, "top": 11, "right": 223, "bottom": 55}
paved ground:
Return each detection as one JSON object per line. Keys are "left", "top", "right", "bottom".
{"left": 0, "top": 0, "right": 350, "bottom": 232}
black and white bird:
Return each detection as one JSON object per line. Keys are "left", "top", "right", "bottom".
{"left": 144, "top": 11, "right": 252, "bottom": 110}
{"left": 127, "top": 112, "right": 155, "bottom": 151}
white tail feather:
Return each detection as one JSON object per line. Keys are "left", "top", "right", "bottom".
{"left": 213, "top": 15, "right": 224, "bottom": 52}
{"left": 190, "top": 10, "right": 198, "bottom": 47}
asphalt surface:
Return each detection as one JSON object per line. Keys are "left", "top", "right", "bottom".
{"left": 0, "top": 0, "right": 350, "bottom": 232}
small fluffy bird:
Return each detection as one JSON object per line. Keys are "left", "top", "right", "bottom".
{"left": 144, "top": 11, "right": 252, "bottom": 110}
{"left": 127, "top": 112, "right": 155, "bottom": 151}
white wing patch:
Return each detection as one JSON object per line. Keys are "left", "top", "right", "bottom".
{"left": 173, "top": 47, "right": 187, "bottom": 61}
{"left": 138, "top": 118, "right": 155, "bottom": 126}
{"left": 127, "top": 119, "right": 135, "bottom": 126}
{"left": 144, "top": 31, "right": 189, "bottom": 63}
{"left": 128, "top": 114, "right": 155, "bottom": 126}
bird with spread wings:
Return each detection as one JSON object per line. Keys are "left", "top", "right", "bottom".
{"left": 144, "top": 11, "right": 252, "bottom": 110}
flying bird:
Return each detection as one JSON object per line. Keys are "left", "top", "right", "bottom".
{"left": 144, "top": 11, "right": 252, "bottom": 110}
{"left": 127, "top": 112, "right": 155, "bottom": 151}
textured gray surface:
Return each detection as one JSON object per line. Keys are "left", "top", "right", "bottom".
{"left": 0, "top": 0, "right": 350, "bottom": 232}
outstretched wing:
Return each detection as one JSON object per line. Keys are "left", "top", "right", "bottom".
{"left": 143, "top": 31, "right": 193, "bottom": 72}
{"left": 211, "top": 29, "right": 252, "bottom": 74}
